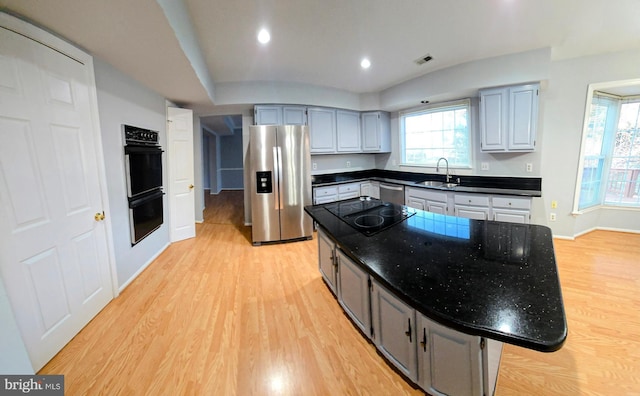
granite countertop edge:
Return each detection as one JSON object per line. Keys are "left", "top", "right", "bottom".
{"left": 306, "top": 203, "right": 567, "bottom": 353}
{"left": 311, "top": 170, "right": 542, "bottom": 197}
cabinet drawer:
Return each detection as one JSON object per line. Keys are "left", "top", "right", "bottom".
{"left": 406, "top": 187, "right": 449, "bottom": 202}
{"left": 338, "top": 183, "right": 360, "bottom": 194}
{"left": 454, "top": 194, "right": 490, "bottom": 207}
{"left": 492, "top": 196, "right": 531, "bottom": 210}
{"left": 314, "top": 186, "right": 338, "bottom": 198}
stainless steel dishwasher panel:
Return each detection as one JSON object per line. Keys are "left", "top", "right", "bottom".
{"left": 379, "top": 183, "right": 405, "bottom": 205}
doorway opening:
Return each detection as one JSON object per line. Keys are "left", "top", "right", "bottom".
{"left": 201, "top": 114, "right": 245, "bottom": 226}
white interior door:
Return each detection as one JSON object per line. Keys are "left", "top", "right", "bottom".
{"left": 167, "top": 107, "right": 195, "bottom": 242}
{"left": 0, "top": 19, "right": 113, "bottom": 370}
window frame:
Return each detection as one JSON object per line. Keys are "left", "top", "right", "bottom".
{"left": 399, "top": 99, "right": 473, "bottom": 169}
{"left": 573, "top": 79, "right": 640, "bottom": 214}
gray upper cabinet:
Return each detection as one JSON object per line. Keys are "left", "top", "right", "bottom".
{"left": 336, "top": 110, "right": 361, "bottom": 152}
{"left": 254, "top": 105, "right": 307, "bottom": 125}
{"left": 308, "top": 107, "right": 337, "bottom": 153}
{"left": 362, "top": 111, "right": 391, "bottom": 152}
{"left": 256, "top": 105, "right": 390, "bottom": 154}
{"left": 283, "top": 106, "right": 307, "bottom": 125}
{"left": 254, "top": 105, "right": 282, "bottom": 125}
{"left": 479, "top": 83, "right": 539, "bottom": 152}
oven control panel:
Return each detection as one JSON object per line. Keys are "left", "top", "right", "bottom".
{"left": 124, "top": 124, "right": 159, "bottom": 145}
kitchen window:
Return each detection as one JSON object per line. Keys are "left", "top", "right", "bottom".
{"left": 577, "top": 92, "right": 640, "bottom": 210}
{"left": 400, "top": 99, "right": 471, "bottom": 168}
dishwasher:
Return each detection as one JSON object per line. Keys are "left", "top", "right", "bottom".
{"left": 379, "top": 183, "right": 405, "bottom": 205}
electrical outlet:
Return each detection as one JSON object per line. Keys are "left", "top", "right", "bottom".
{"left": 346, "top": 161, "right": 351, "bottom": 168}
{"left": 526, "top": 163, "right": 533, "bottom": 173}
{"left": 551, "top": 200, "right": 558, "bottom": 209}
{"left": 550, "top": 213, "right": 557, "bottom": 221}
{"left": 312, "top": 162, "right": 317, "bottom": 170}
{"left": 481, "top": 162, "right": 489, "bottom": 171}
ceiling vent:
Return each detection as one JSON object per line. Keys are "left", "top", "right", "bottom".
{"left": 415, "top": 54, "right": 433, "bottom": 65}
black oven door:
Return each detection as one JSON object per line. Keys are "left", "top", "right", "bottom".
{"left": 129, "top": 189, "right": 164, "bottom": 245}
{"left": 125, "top": 145, "right": 163, "bottom": 197}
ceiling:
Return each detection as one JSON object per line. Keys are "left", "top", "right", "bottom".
{"left": 2, "top": 0, "right": 640, "bottom": 115}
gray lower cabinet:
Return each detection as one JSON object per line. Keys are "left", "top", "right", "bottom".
{"left": 318, "top": 228, "right": 337, "bottom": 295}
{"left": 371, "top": 280, "right": 418, "bottom": 382}
{"left": 319, "top": 233, "right": 503, "bottom": 395}
{"left": 336, "top": 250, "right": 371, "bottom": 339}
{"left": 418, "top": 314, "right": 483, "bottom": 396}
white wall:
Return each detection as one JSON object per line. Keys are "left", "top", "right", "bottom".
{"left": 539, "top": 49, "right": 640, "bottom": 237}
{"left": 94, "top": 59, "right": 170, "bottom": 289}
{"left": 311, "top": 153, "right": 378, "bottom": 175}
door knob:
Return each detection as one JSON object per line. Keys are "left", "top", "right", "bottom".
{"left": 94, "top": 212, "right": 105, "bottom": 221}
{"left": 189, "top": 184, "right": 194, "bottom": 189}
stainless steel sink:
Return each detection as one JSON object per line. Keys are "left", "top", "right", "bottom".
{"left": 414, "top": 180, "right": 458, "bottom": 189}
{"left": 415, "top": 180, "right": 443, "bottom": 187}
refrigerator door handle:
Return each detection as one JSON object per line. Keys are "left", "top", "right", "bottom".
{"left": 273, "top": 146, "right": 280, "bottom": 210}
{"left": 276, "top": 146, "right": 284, "bottom": 210}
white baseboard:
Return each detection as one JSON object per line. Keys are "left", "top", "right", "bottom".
{"left": 118, "top": 242, "right": 170, "bottom": 294}
{"left": 562, "top": 226, "right": 640, "bottom": 241}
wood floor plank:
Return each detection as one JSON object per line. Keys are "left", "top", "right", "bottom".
{"left": 39, "top": 192, "right": 640, "bottom": 395}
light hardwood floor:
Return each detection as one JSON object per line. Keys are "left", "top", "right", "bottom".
{"left": 40, "top": 191, "right": 640, "bottom": 395}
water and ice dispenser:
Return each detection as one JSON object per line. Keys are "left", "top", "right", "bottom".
{"left": 256, "top": 171, "right": 273, "bottom": 194}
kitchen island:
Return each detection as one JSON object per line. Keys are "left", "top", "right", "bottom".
{"left": 305, "top": 198, "right": 567, "bottom": 396}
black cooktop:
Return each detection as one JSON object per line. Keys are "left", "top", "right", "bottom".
{"left": 324, "top": 197, "right": 416, "bottom": 236}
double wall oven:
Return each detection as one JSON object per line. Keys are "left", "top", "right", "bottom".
{"left": 124, "top": 124, "right": 164, "bottom": 245}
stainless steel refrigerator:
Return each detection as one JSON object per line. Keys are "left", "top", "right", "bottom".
{"left": 250, "top": 125, "right": 313, "bottom": 245}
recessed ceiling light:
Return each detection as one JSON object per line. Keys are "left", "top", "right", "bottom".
{"left": 360, "top": 58, "right": 371, "bottom": 69}
{"left": 257, "top": 28, "right": 271, "bottom": 44}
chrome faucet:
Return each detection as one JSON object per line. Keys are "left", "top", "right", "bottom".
{"left": 436, "top": 157, "right": 451, "bottom": 183}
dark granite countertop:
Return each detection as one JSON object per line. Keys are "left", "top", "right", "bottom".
{"left": 306, "top": 199, "right": 567, "bottom": 352}
{"left": 311, "top": 169, "right": 542, "bottom": 197}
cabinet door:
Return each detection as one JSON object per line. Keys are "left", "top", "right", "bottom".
{"left": 455, "top": 206, "right": 490, "bottom": 220}
{"left": 492, "top": 196, "right": 531, "bottom": 223}
{"left": 406, "top": 197, "right": 426, "bottom": 210}
{"left": 508, "top": 84, "right": 538, "bottom": 151}
{"left": 426, "top": 201, "right": 447, "bottom": 215}
{"left": 361, "top": 112, "right": 391, "bottom": 152}
{"left": 283, "top": 106, "right": 307, "bottom": 125}
{"left": 360, "top": 182, "right": 372, "bottom": 197}
{"left": 479, "top": 88, "right": 507, "bottom": 152}
{"left": 308, "top": 107, "right": 336, "bottom": 153}
{"left": 336, "top": 110, "right": 361, "bottom": 152}
{"left": 317, "top": 228, "right": 337, "bottom": 295}
{"left": 371, "top": 183, "right": 380, "bottom": 199}
{"left": 254, "top": 105, "right": 282, "bottom": 125}
{"left": 371, "top": 280, "right": 417, "bottom": 382}
{"left": 338, "top": 183, "right": 360, "bottom": 200}
{"left": 493, "top": 209, "right": 530, "bottom": 224}
{"left": 417, "top": 313, "right": 483, "bottom": 396}
{"left": 336, "top": 250, "right": 371, "bottom": 338}
{"left": 361, "top": 112, "right": 380, "bottom": 151}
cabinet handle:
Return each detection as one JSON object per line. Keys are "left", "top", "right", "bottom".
{"left": 420, "top": 328, "right": 427, "bottom": 352}
{"left": 405, "top": 318, "right": 412, "bottom": 342}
